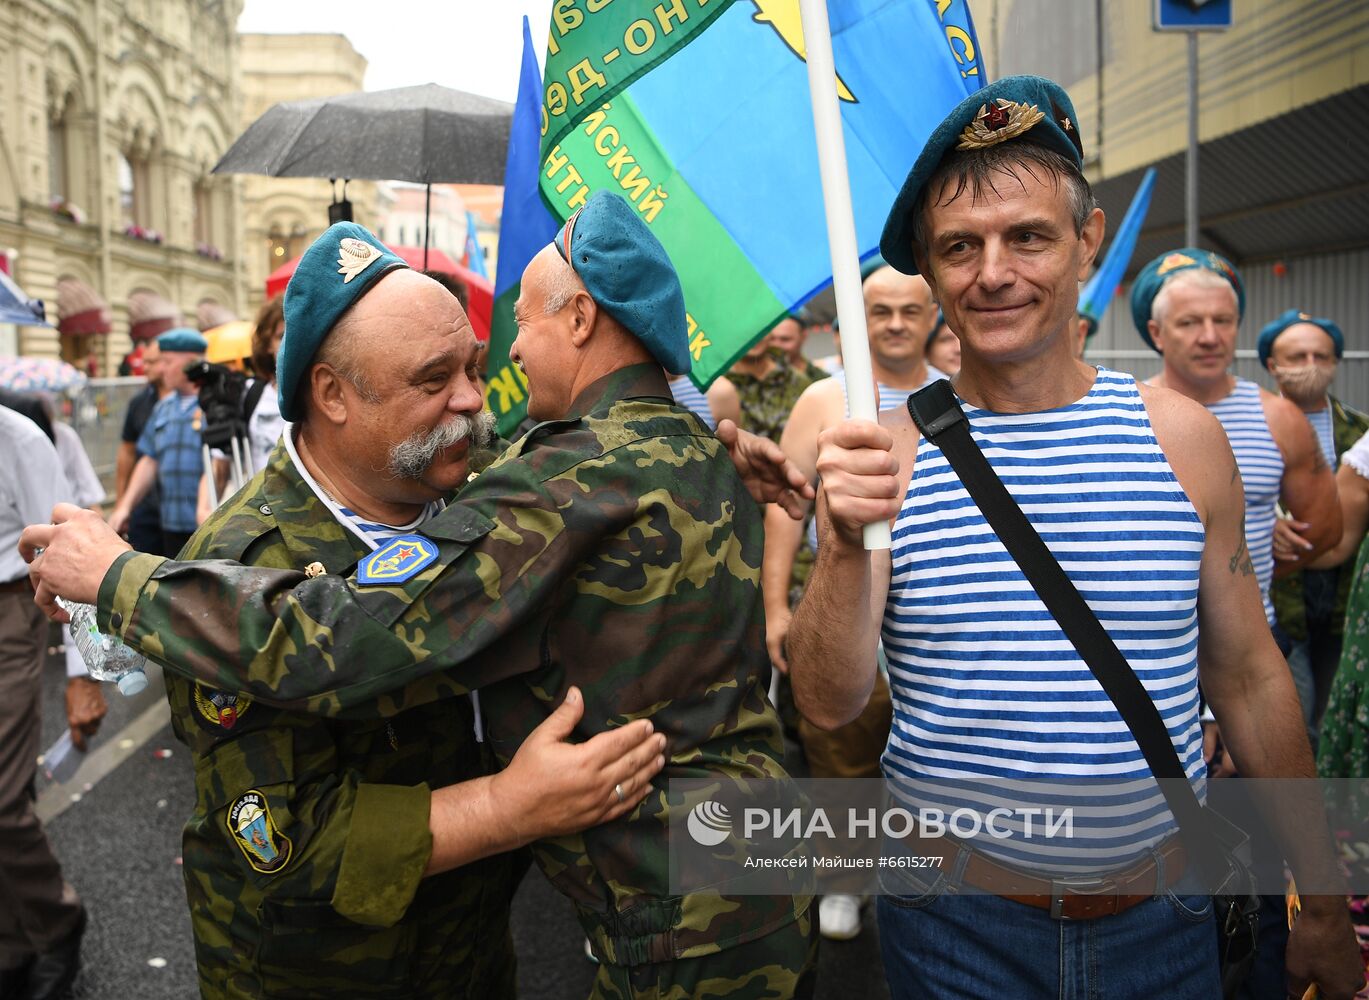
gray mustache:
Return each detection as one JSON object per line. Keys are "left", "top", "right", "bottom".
{"left": 387, "top": 409, "right": 497, "bottom": 481}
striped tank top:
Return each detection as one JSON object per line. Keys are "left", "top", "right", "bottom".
{"left": 1206, "top": 378, "right": 1283, "bottom": 625}
{"left": 668, "top": 376, "right": 715, "bottom": 431}
{"left": 1308, "top": 405, "right": 1336, "bottom": 471}
{"left": 882, "top": 368, "right": 1206, "bottom": 873}
{"left": 831, "top": 366, "right": 946, "bottom": 416}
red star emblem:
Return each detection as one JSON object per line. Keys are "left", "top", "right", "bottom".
{"left": 397, "top": 546, "right": 415, "bottom": 560}
{"left": 984, "top": 102, "right": 1011, "bottom": 130}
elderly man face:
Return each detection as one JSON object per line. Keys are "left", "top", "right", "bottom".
{"left": 917, "top": 161, "right": 1103, "bottom": 366}
{"left": 160, "top": 350, "right": 200, "bottom": 394}
{"left": 1148, "top": 272, "right": 1240, "bottom": 387}
{"left": 509, "top": 245, "right": 587, "bottom": 422}
{"left": 1267, "top": 322, "right": 1339, "bottom": 406}
{"left": 311, "top": 269, "right": 488, "bottom": 501}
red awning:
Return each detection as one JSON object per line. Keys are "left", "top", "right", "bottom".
{"left": 265, "top": 245, "right": 493, "bottom": 342}
{"left": 56, "top": 277, "right": 112, "bottom": 336}
{"left": 127, "top": 290, "right": 181, "bottom": 341}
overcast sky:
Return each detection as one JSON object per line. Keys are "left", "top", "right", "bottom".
{"left": 236, "top": 1, "right": 556, "bottom": 103}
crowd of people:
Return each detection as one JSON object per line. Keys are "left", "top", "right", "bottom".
{"left": 6, "top": 70, "right": 1369, "bottom": 999}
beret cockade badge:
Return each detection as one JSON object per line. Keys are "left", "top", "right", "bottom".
{"left": 336, "top": 237, "right": 380, "bottom": 283}
{"left": 957, "top": 98, "right": 1046, "bottom": 150}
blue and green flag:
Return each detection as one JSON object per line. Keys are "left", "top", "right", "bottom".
{"left": 536, "top": 0, "right": 985, "bottom": 390}
{"left": 484, "top": 16, "right": 561, "bottom": 434}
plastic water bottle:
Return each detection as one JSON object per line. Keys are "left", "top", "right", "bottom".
{"left": 59, "top": 598, "right": 148, "bottom": 696}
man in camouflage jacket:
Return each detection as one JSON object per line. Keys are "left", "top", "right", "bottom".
{"left": 27, "top": 193, "right": 816, "bottom": 998}
{"left": 172, "top": 442, "right": 523, "bottom": 998}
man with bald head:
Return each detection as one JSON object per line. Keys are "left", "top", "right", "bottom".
{"left": 25, "top": 194, "right": 816, "bottom": 998}
{"left": 1259, "top": 309, "right": 1369, "bottom": 741}
{"left": 760, "top": 264, "right": 941, "bottom": 939}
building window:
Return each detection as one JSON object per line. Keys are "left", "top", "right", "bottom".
{"left": 193, "top": 179, "right": 212, "bottom": 245}
{"left": 48, "top": 117, "right": 68, "bottom": 201}
{"left": 119, "top": 153, "right": 151, "bottom": 229}
{"left": 267, "top": 223, "right": 306, "bottom": 272}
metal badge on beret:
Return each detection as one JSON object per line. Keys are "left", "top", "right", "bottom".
{"left": 1156, "top": 251, "right": 1198, "bottom": 276}
{"left": 957, "top": 98, "right": 1046, "bottom": 150}
{"left": 336, "top": 237, "right": 381, "bottom": 283}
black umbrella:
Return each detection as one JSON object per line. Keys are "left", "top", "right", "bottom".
{"left": 214, "top": 83, "right": 513, "bottom": 265}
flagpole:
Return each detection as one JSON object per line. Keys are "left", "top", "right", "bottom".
{"left": 797, "top": 0, "right": 889, "bottom": 550}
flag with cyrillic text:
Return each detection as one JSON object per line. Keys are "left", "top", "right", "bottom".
{"left": 485, "top": 16, "right": 560, "bottom": 435}
{"left": 537, "top": 0, "right": 985, "bottom": 389}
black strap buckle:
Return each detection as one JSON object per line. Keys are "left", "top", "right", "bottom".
{"left": 906, "top": 379, "right": 964, "bottom": 440}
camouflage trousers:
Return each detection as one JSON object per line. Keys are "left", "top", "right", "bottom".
{"left": 590, "top": 909, "right": 816, "bottom": 1000}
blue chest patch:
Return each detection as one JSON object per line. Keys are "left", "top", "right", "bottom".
{"left": 357, "top": 534, "right": 438, "bottom": 586}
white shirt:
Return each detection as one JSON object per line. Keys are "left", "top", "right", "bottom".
{"left": 247, "top": 382, "right": 289, "bottom": 476}
{"left": 0, "top": 406, "right": 69, "bottom": 582}
{"left": 53, "top": 421, "right": 106, "bottom": 508}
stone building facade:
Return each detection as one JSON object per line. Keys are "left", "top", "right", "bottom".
{"left": 0, "top": 0, "right": 244, "bottom": 370}
{"left": 238, "top": 32, "right": 384, "bottom": 317}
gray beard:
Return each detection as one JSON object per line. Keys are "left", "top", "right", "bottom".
{"left": 386, "top": 409, "right": 496, "bottom": 481}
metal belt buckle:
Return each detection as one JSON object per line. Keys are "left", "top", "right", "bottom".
{"left": 1048, "top": 875, "right": 1112, "bottom": 920}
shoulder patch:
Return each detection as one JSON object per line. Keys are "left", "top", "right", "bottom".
{"left": 227, "top": 790, "right": 292, "bottom": 873}
{"left": 193, "top": 685, "right": 250, "bottom": 731}
{"left": 357, "top": 534, "right": 438, "bottom": 585}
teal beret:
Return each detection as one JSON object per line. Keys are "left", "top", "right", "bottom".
{"left": 1257, "top": 308, "right": 1343, "bottom": 366}
{"left": 156, "top": 327, "right": 207, "bottom": 353}
{"left": 881, "top": 75, "right": 1085, "bottom": 275}
{"left": 1129, "top": 248, "right": 1244, "bottom": 351}
{"left": 554, "top": 190, "right": 689, "bottom": 374}
{"left": 277, "top": 222, "right": 408, "bottom": 421}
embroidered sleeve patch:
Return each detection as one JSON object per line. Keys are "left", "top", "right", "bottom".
{"left": 193, "top": 685, "right": 250, "bottom": 731}
{"left": 357, "top": 534, "right": 438, "bottom": 586}
{"left": 227, "top": 790, "right": 292, "bottom": 874}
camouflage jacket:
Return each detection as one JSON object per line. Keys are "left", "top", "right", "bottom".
{"left": 168, "top": 442, "right": 519, "bottom": 998}
{"left": 99, "top": 364, "right": 810, "bottom": 965}
{"left": 723, "top": 347, "right": 825, "bottom": 443}
{"left": 1273, "top": 396, "right": 1369, "bottom": 642}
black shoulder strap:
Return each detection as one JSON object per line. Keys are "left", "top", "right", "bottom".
{"left": 242, "top": 377, "right": 269, "bottom": 422}
{"left": 906, "top": 378, "right": 1231, "bottom": 890}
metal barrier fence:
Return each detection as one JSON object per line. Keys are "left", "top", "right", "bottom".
{"left": 64, "top": 377, "right": 148, "bottom": 505}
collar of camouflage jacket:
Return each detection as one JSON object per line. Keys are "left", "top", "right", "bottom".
{"left": 258, "top": 437, "right": 376, "bottom": 573}
{"left": 563, "top": 363, "right": 674, "bottom": 421}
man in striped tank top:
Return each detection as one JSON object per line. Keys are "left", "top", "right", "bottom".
{"left": 1136, "top": 267, "right": 1344, "bottom": 998}
{"left": 788, "top": 76, "right": 1361, "bottom": 999}
{"left": 1258, "top": 310, "right": 1368, "bottom": 741}
{"left": 1132, "top": 250, "right": 1341, "bottom": 646}
{"left": 763, "top": 266, "right": 942, "bottom": 940}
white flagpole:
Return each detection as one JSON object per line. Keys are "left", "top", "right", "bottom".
{"left": 797, "top": 0, "right": 890, "bottom": 550}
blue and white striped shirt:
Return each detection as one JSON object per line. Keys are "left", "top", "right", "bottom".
{"left": 668, "top": 376, "right": 716, "bottom": 431}
{"left": 1308, "top": 405, "right": 1336, "bottom": 471}
{"left": 882, "top": 368, "right": 1206, "bottom": 872}
{"left": 1207, "top": 378, "right": 1284, "bottom": 625}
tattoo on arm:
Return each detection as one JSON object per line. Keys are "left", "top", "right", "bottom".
{"left": 1311, "top": 447, "right": 1328, "bottom": 475}
{"left": 1228, "top": 512, "right": 1255, "bottom": 577}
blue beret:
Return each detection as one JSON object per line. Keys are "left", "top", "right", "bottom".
{"left": 881, "top": 76, "right": 1085, "bottom": 275}
{"left": 1257, "top": 308, "right": 1343, "bottom": 366}
{"left": 554, "top": 190, "right": 689, "bottom": 374}
{"left": 277, "top": 222, "right": 408, "bottom": 421}
{"left": 156, "top": 327, "right": 208, "bottom": 353}
{"left": 1129, "top": 248, "right": 1244, "bottom": 351}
